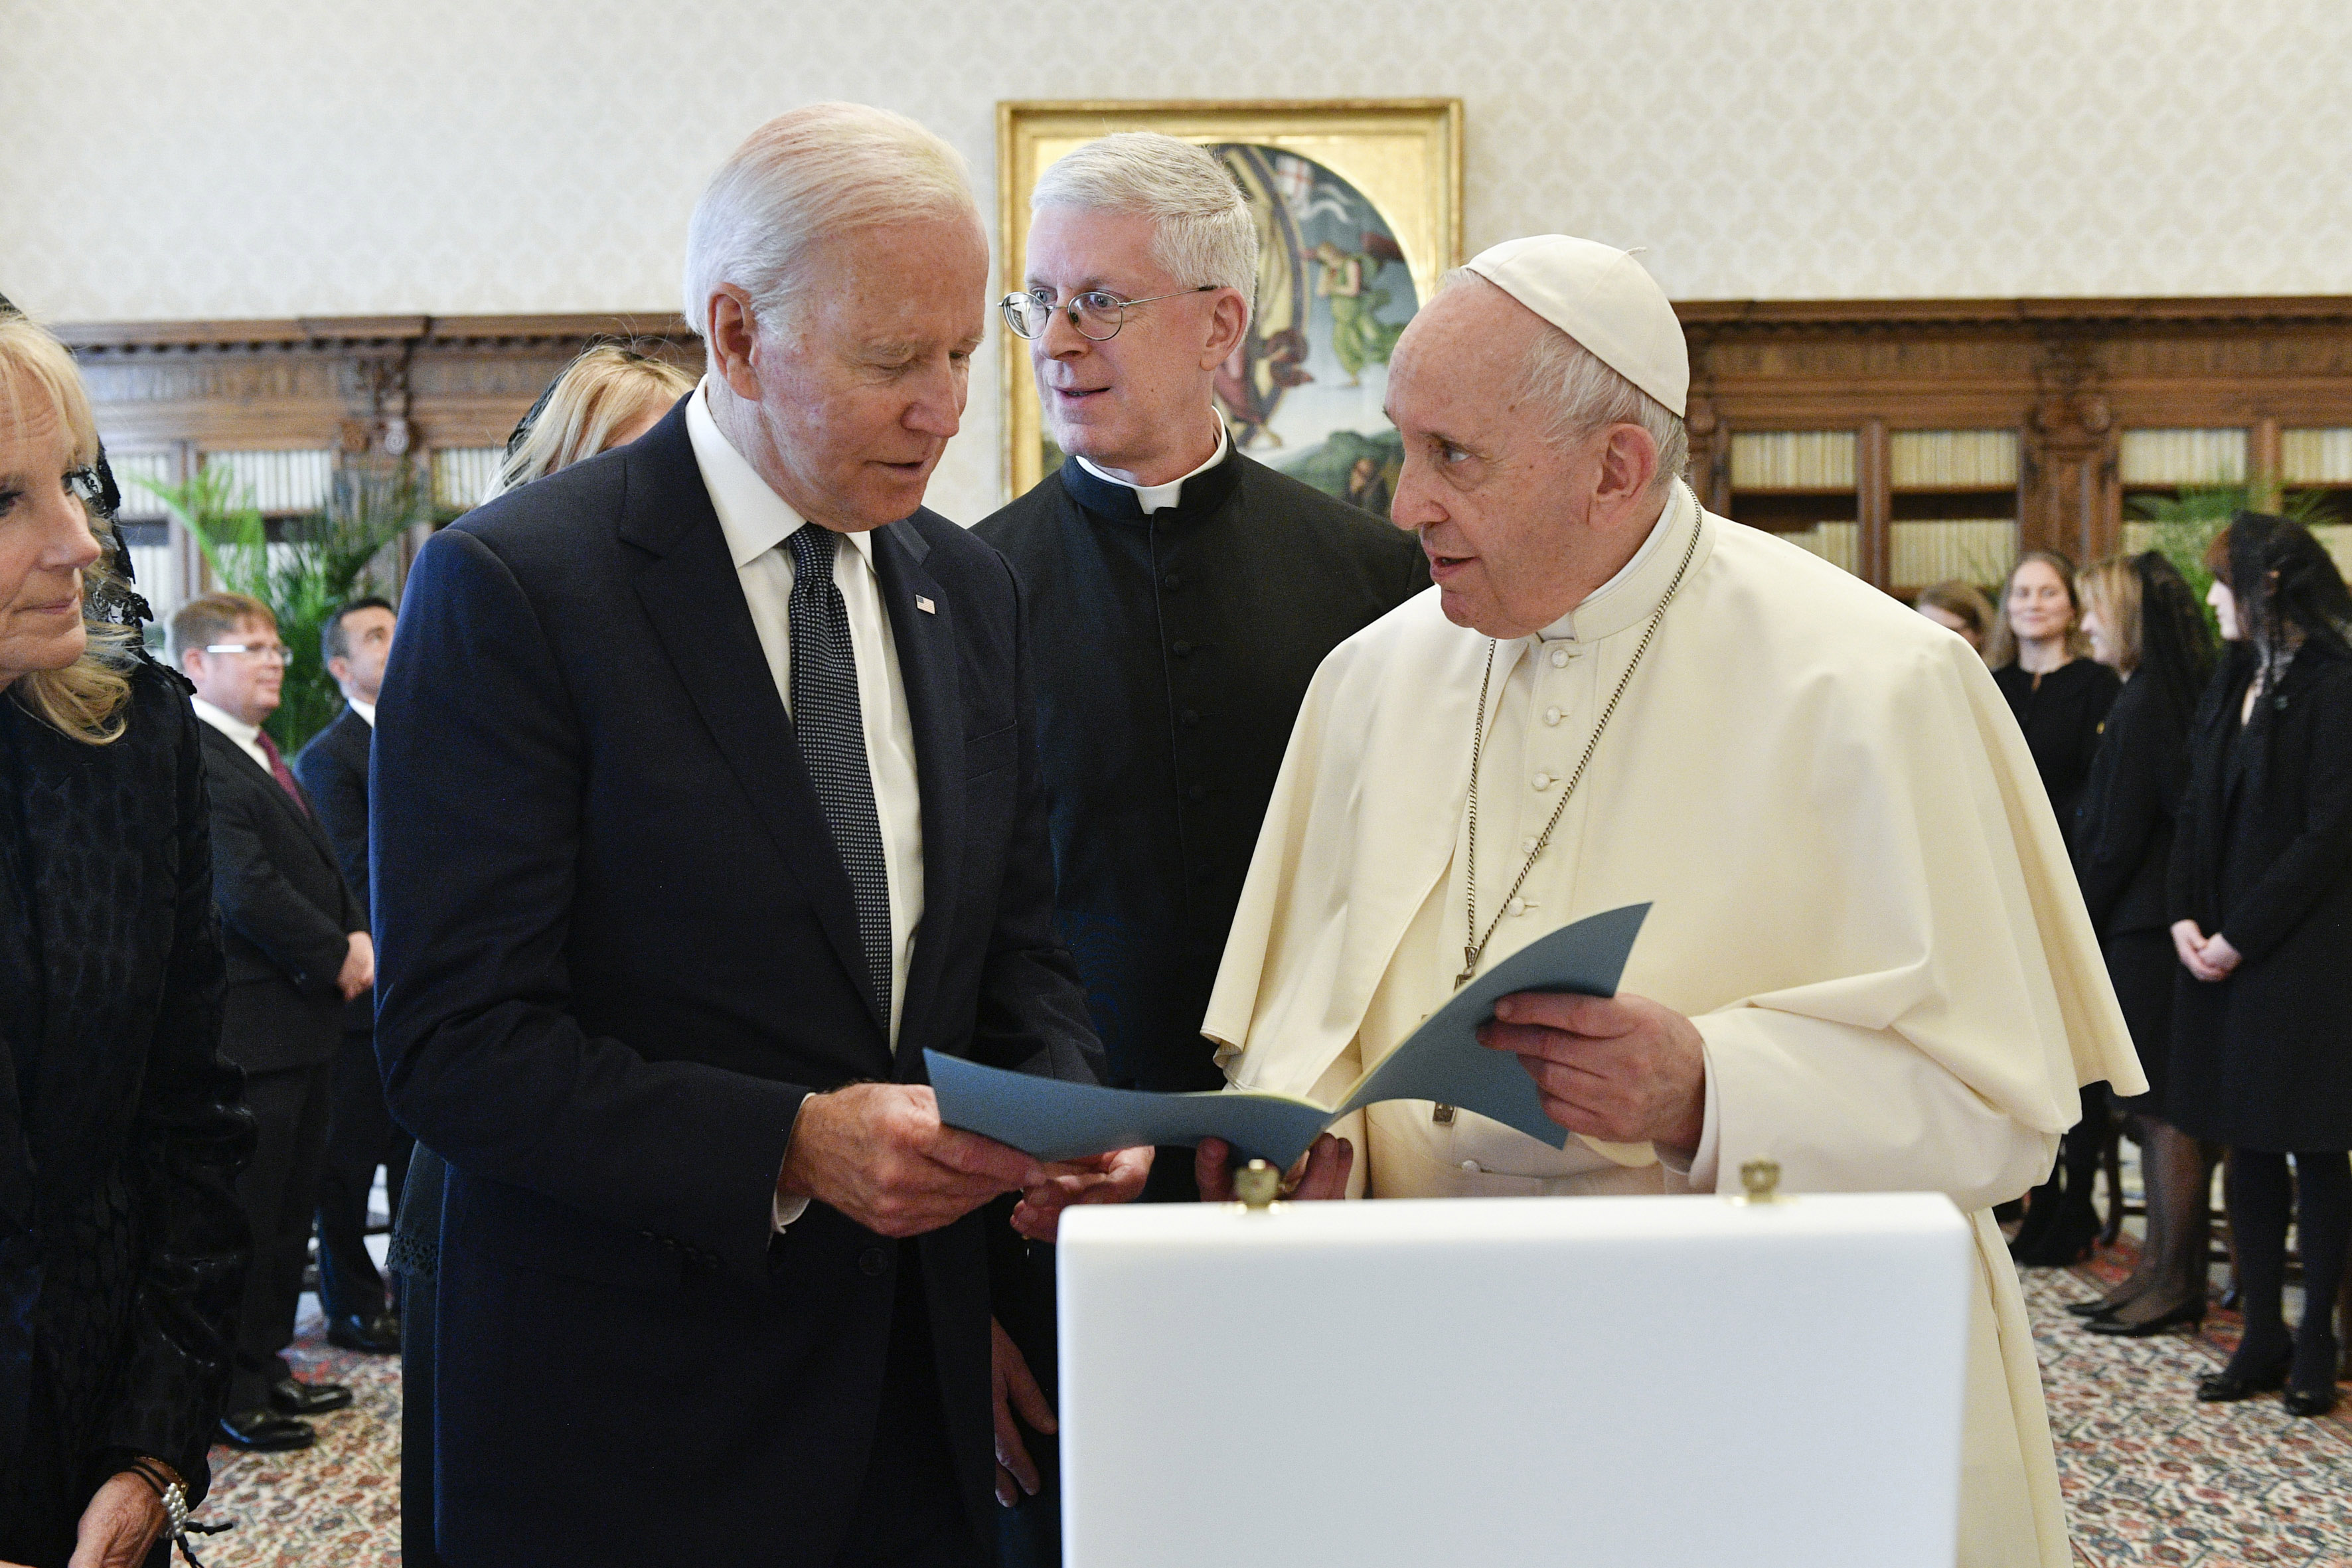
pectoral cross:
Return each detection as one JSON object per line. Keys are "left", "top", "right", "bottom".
{"left": 1457, "top": 947, "right": 1478, "bottom": 989}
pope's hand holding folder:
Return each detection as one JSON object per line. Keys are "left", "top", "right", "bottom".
{"left": 929, "top": 905, "right": 1656, "bottom": 1192}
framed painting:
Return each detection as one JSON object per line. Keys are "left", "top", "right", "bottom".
{"left": 996, "top": 98, "right": 1463, "bottom": 510}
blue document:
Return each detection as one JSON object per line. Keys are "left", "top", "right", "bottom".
{"left": 925, "top": 902, "right": 1651, "bottom": 1170}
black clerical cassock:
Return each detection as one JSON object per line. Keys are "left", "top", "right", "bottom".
{"left": 977, "top": 445, "right": 1427, "bottom": 1198}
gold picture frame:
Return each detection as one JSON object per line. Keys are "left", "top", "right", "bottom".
{"left": 996, "top": 98, "right": 1464, "bottom": 502}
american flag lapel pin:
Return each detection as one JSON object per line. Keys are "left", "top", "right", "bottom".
{"left": 915, "top": 595, "right": 937, "bottom": 615}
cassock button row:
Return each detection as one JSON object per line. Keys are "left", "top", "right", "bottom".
{"left": 857, "top": 1246, "right": 890, "bottom": 1277}
{"left": 1162, "top": 572, "right": 1181, "bottom": 590}
{"left": 1460, "top": 1159, "right": 1482, "bottom": 1174}
{"left": 1171, "top": 640, "right": 1194, "bottom": 657}
{"left": 1506, "top": 898, "right": 1526, "bottom": 917}
{"left": 1543, "top": 706, "right": 1562, "bottom": 726}
{"left": 1180, "top": 708, "right": 1200, "bottom": 727}
{"left": 1549, "top": 647, "right": 1570, "bottom": 668}
{"left": 1533, "top": 771, "right": 1553, "bottom": 789}
{"left": 1521, "top": 836, "right": 1539, "bottom": 853}
{"left": 1187, "top": 784, "right": 1208, "bottom": 802}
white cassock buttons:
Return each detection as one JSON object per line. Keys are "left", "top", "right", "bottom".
{"left": 1506, "top": 898, "right": 1526, "bottom": 917}
{"left": 1460, "top": 1159, "right": 1482, "bottom": 1174}
{"left": 1543, "top": 706, "right": 1562, "bottom": 726}
{"left": 1532, "top": 771, "right": 1553, "bottom": 789}
{"left": 1549, "top": 646, "right": 1571, "bottom": 668}
{"left": 1521, "top": 836, "right": 1539, "bottom": 853}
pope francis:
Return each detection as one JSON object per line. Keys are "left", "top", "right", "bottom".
{"left": 1193, "top": 236, "right": 2142, "bottom": 1568}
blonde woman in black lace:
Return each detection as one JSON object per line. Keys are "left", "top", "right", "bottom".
{"left": 0, "top": 313, "right": 252, "bottom": 1568}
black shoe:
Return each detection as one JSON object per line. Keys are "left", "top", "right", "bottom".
{"left": 325, "top": 1309, "right": 402, "bottom": 1354}
{"left": 268, "top": 1376, "right": 354, "bottom": 1415}
{"left": 220, "top": 1408, "right": 315, "bottom": 1450}
{"left": 2083, "top": 1299, "right": 2205, "bottom": 1337}
{"left": 2197, "top": 1353, "right": 2292, "bottom": 1403}
{"left": 2284, "top": 1383, "right": 2340, "bottom": 1417}
{"left": 2066, "top": 1298, "right": 2120, "bottom": 1319}
{"left": 2011, "top": 1200, "right": 2100, "bottom": 1267}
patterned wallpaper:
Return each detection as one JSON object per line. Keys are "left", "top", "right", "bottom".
{"left": 5, "top": 0, "right": 2350, "bottom": 520}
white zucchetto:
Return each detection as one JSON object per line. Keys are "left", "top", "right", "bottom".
{"left": 1462, "top": 235, "right": 1689, "bottom": 416}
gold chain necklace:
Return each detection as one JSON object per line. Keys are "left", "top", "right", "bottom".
{"left": 1456, "top": 516, "right": 1701, "bottom": 988}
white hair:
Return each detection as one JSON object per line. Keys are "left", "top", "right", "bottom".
{"left": 1441, "top": 269, "right": 1688, "bottom": 493}
{"left": 1031, "top": 133, "right": 1258, "bottom": 331}
{"left": 682, "top": 102, "right": 980, "bottom": 341}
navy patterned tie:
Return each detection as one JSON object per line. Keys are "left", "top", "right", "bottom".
{"left": 786, "top": 524, "right": 893, "bottom": 1024}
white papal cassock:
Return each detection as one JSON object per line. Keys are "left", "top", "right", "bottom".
{"left": 1205, "top": 480, "right": 2144, "bottom": 1568}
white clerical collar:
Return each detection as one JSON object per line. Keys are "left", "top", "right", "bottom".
{"left": 1536, "top": 483, "right": 1686, "bottom": 643}
{"left": 349, "top": 698, "right": 377, "bottom": 727}
{"left": 1075, "top": 412, "right": 1229, "bottom": 514}
{"left": 688, "top": 378, "right": 876, "bottom": 574}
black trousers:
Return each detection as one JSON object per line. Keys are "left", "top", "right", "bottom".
{"left": 315, "top": 1026, "right": 412, "bottom": 1320}
{"left": 832, "top": 1244, "right": 990, "bottom": 1568}
{"left": 226, "top": 1059, "right": 335, "bottom": 1411}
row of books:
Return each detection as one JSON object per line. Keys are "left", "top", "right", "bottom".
{"left": 1778, "top": 519, "right": 2021, "bottom": 586}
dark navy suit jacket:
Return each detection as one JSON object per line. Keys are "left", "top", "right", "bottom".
{"left": 370, "top": 399, "right": 1102, "bottom": 1565}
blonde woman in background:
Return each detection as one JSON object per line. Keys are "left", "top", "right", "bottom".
{"left": 488, "top": 344, "right": 695, "bottom": 499}
{"left": 0, "top": 313, "right": 252, "bottom": 1568}
{"left": 390, "top": 339, "right": 686, "bottom": 1568}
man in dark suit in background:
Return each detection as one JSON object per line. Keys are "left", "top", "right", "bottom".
{"left": 293, "top": 596, "right": 407, "bottom": 1355}
{"left": 174, "top": 592, "right": 372, "bottom": 1452}
{"left": 372, "top": 103, "right": 1149, "bottom": 1567}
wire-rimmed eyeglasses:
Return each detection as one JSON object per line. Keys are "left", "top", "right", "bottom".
{"left": 999, "top": 285, "right": 1215, "bottom": 343}
{"left": 202, "top": 642, "right": 292, "bottom": 665}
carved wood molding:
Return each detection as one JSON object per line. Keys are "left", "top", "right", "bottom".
{"left": 64, "top": 313, "right": 698, "bottom": 455}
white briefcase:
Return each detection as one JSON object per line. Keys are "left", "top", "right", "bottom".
{"left": 1056, "top": 1186, "right": 1974, "bottom": 1567}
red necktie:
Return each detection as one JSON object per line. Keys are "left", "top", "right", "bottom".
{"left": 255, "top": 730, "right": 311, "bottom": 817}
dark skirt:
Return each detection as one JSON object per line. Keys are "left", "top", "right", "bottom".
{"left": 2170, "top": 959, "right": 2352, "bottom": 1153}
{"left": 2104, "top": 929, "right": 2179, "bottom": 1114}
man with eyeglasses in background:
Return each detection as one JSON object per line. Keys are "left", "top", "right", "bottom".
{"left": 174, "top": 591, "right": 370, "bottom": 1452}
{"left": 974, "top": 132, "right": 1426, "bottom": 1562}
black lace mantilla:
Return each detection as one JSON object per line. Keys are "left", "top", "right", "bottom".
{"left": 5, "top": 292, "right": 155, "bottom": 635}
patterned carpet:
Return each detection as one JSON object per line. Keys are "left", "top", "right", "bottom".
{"left": 2034, "top": 1250, "right": 2352, "bottom": 1567}
{"left": 189, "top": 1254, "right": 2352, "bottom": 1566}
{"left": 195, "top": 1295, "right": 402, "bottom": 1568}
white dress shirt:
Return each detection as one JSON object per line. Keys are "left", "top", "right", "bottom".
{"left": 1075, "top": 411, "right": 1230, "bottom": 513}
{"left": 687, "top": 382, "right": 927, "bottom": 1230}
{"left": 349, "top": 697, "right": 376, "bottom": 727}
{"left": 192, "top": 696, "right": 273, "bottom": 774}
{"left": 687, "top": 380, "right": 925, "bottom": 1036}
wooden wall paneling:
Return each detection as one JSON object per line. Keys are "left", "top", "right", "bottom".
{"left": 62, "top": 297, "right": 2352, "bottom": 610}
{"left": 1856, "top": 418, "right": 1891, "bottom": 589}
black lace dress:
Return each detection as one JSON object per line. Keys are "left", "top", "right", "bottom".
{"left": 0, "top": 665, "right": 254, "bottom": 1567}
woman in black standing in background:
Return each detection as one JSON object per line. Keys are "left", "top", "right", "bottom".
{"left": 2066, "top": 552, "right": 2217, "bottom": 1335}
{"left": 1991, "top": 550, "right": 2124, "bottom": 1263}
{"left": 0, "top": 313, "right": 252, "bottom": 1565}
{"left": 2170, "top": 514, "right": 2352, "bottom": 1417}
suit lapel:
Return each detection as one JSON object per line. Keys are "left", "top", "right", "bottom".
{"left": 617, "top": 409, "right": 886, "bottom": 1042}
{"left": 873, "top": 520, "right": 963, "bottom": 1073}
{"left": 202, "top": 724, "right": 334, "bottom": 866}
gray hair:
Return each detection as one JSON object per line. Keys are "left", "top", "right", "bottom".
{"left": 1442, "top": 270, "right": 1688, "bottom": 493}
{"left": 1031, "top": 133, "right": 1257, "bottom": 331}
{"left": 682, "top": 103, "right": 980, "bottom": 341}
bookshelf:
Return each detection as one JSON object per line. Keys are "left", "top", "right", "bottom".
{"left": 1727, "top": 430, "right": 1859, "bottom": 574}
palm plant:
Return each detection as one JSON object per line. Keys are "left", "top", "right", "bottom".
{"left": 138, "top": 463, "right": 426, "bottom": 751}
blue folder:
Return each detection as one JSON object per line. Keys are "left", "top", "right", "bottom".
{"left": 926, "top": 902, "right": 1651, "bottom": 1170}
